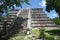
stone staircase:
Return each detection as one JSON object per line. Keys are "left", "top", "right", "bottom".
{"left": 30, "top": 8, "right": 58, "bottom": 30}
{"left": 0, "top": 8, "right": 58, "bottom": 31}
{"left": 0, "top": 10, "right": 19, "bottom": 33}
{"left": 18, "top": 8, "right": 58, "bottom": 30}
{"left": 0, "top": 8, "right": 59, "bottom": 40}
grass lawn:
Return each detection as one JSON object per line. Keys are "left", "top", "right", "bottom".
{"left": 31, "top": 29, "right": 40, "bottom": 37}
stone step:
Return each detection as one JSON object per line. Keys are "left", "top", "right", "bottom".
{"left": 31, "top": 10, "right": 43, "bottom": 13}
{"left": 0, "top": 26, "right": 9, "bottom": 28}
{"left": 0, "top": 24, "right": 11, "bottom": 28}
{"left": 31, "top": 19, "right": 50, "bottom": 21}
{"left": 0, "top": 22, "right": 13, "bottom": 28}
{"left": 8, "top": 15, "right": 16, "bottom": 17}
{"left": 8, "top": 11, "right": 18, "bottom": 14}
{"left": 32, "top": 26, "right": 57, "bottom": 27}
{"left": 8, "top": 14, "right": 16, "bottom": 16}
{"left": 4, "top": 18, "right": 14, "bottom": 19}
{"left": 32, "top": 24, "right": 56, "bottom": 26}
{"left": 8, "top": 13, "right": 17, "bottom": 15}
{"left": 1, "top": 19, "right": 13, "bottom": 21}
{"left": 0, "top": 21, "right": 14, "bottom": 23}
{"left": 0, "top": 25, "right": 3, "bottom": 27}
{"left": 31, "top": 24, "right": 57, "bottom": 27}
{"left": 31, "top": 17, "right": 50, "bottom": 19}
{"left": 20, "top": 14, "right": 28, "bottom": 18}
{"left": 31, "top": 22, "right": 54, "bottom": 24}
{"left": 31, "top": 13, "right": 46, "bottom": 15}
{"left": 31, "top": 12, "right": 47, "bottom": 17}
{"left": 31, "top": 14, "right": 47, "bottom": 17}
{"left": 0, "top": 20, "right": 13, "bottom": 22}
{"left": 41, "top": 27, "right": 58, "bottom": 30}
{"left": 4, "top": 16, "right": 16, "bottom": 18}
{"left": 31, "top": 18, "right": 51, "bottom": 20}
{"left": 20, "top": 9, "right": 29, "bottom": 13}
{"left": 0, "top": 23, "right": 12, "bottom": 25}
{"left": 0, "top": 22, "right": 12, "bottom": 25}
{"left": 31, "top": 16, "right": 48, "bottom": 18}
{"left": 4, "top": 17, "right": 16, "bottom": 19}
{"left": 31, "top": 15, "right": 47, "bottom": 17}
{"left": 31, "top": 17, "right": 49, "bottom": 18}
{"left": 0, "top": 23, "right": 11, "bottom": 25}
{"left": 32, "top": 21, "right": 53, "bottom": 23}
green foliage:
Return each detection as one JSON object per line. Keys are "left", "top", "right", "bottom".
{"left": 45, "top": 34, "right": 54, "bottom": 40}
{"left": 46, "top": 29, "right": 60, "bottom": 36}
{"left": 46, "top": 0, "right": 60, "bottom": 18}
{"left": 52, "top": 17, "right": 60, "bottom": 25}
{"left": 0, "top": 16, "right": 4, "bottom": 21}
{"left": 45, "top": 36, "right": 54, "bottom": 40}
{"left": 0, "top": 0, "right": 29, "bottom": 20}
{"left": 38, "top": 28, "right": 60, "bottom": 40}
{"left": 31, "top": 29, "right": 40, "bottom": 36}
{"left": 0, "top": 0, "right": 30, "bottom": 13}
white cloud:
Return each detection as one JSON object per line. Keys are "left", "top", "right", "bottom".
{"left": 39, "top": 0, "right": 46, "bottom": 7}
{"left": 53, "top": 13, "right": 59, "bottom": 18}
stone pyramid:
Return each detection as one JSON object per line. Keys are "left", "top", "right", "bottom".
{"left": 0, "top": 10, "right": 19, "bottom": 30}
{"left": 19, "top": 8, "right": 58, "bottom": 30}
{"left": 31, "top": 8, "right": 57, "bottom": 27}
{"left": 0, "top": 8, "right": 58, "bottom": 30}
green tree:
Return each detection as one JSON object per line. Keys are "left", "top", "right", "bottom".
{"left": 0, "top": 0, "right": 29, "bottom": 40}
{"left": 52, "top": 17, "right": 60, "bottom": 25}
{"left": 46, "top": 0, "right": 60, "bottom": 18}
{"left": 0, "top": 0, "right": 29, "bottom": 15}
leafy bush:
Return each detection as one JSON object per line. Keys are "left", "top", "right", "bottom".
{"left": 45, "top": 36, "right": 54, "bottom": 40}
{"left": 31, "top": 29, "right": 40, "bottom": 36}
{"left": 52, "top": 17, "right": 60, "bottom": 25}
{"left": 46, "top": 29, "right": 60, "bottom": 36}
{"left": 0, "top": 16, "right": 4, "bottom": 21}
